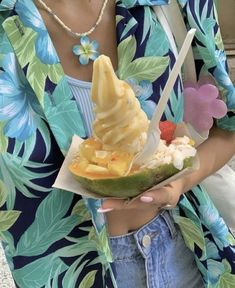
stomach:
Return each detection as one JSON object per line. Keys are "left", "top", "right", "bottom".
{"left": 106, "top": 207, "right": 160, "bottom": 236}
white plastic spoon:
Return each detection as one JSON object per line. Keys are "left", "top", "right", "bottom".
{"left": 131, "top": 28, "right": 196, "bottom": 168}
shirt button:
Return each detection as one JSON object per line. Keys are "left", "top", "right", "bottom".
{"left": 142, "top": 234, "right": 151, "bottom": 248}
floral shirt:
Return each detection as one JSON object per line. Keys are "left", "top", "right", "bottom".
{"left": 0, "top": 0, "right": 235, "bottom": 287}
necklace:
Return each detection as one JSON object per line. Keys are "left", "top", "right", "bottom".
{"left": 36, "top": 0, "right": 109, "bottom": 65}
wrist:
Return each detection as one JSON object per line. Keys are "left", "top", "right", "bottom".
{"left": 181, "top": 165, "right": 206, "bottom": 193}
{"left": 181, "top": 173, "right": 194, "bottom": 193}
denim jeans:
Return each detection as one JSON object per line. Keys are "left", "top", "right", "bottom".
{"left": 109, "top": 210, "right": 204, "bottom": 288}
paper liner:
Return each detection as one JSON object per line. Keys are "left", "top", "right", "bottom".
{"left": 53, "top": 123, "right": 199, "bottom": 199}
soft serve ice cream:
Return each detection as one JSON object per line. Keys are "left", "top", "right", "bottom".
{"left": 91, "top": 55, "right": 149, "bottom": 154}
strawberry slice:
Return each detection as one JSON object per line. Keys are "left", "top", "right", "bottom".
{"left": 159, "top": 121, "right": 177, "bottom": 144}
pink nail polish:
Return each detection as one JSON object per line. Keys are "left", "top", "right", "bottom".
{"left": 97, "top": 208, "right": 114, "bottom": 213}
{"left": 140, "top": 196, "right": 153, "bottom": 203}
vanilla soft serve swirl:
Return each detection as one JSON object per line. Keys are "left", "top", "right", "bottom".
{"left": 91, "top": 55, "right": 149, "bottom": 154}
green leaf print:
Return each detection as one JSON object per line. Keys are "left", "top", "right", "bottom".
{"left": 79, "top": 270, "right": 97, "bottom": 288}
{"left": 0, "top": 153, "right": 55, "bottom": 209}
{"left": 45, "top": 263, "right": 63, "bottom": 288}
{"left": 0, "top": 27, "right": 13, "bottom": 65}
{"left": 197, "top": 46, "right": 217, "bottom": 68}
{"left": 0, "top": 231, "right": 15, "bottom": 254}
{"left": 13, "top": 134, "right": 37, "bottom": 165}
{"left": 16, "top": 189, "right": 77, "bottom": 257}
{"left": 27, "top": 56, "right": 49, "bottom": 107}
{"left": 217, "top": 272, "right": 235, "bottom": 288}
{"left": 98, "top": 227, "right": 112, "bottom": 262}
{"left": 38, "top": 120, "right": 52, "bottom": 160}
{"left": 0, "top": 181, "right": 20, "bottom": 245}
{"left": 0, "top": 179, "right": 7, "bottom": 207}
{"left": 120, "top": 17, "right": 137, "bottom": 40}
{"left": 214, "top": 30, "right": 224, "bottom": 51}
{"left": 223, "top": 259, "right": 232, "bottom": 273}
{"left": 116, "top": 15, "right": 124, "bottom": 25}
{"left": 226, "top": 233, "right": 235, "bottom": 245}
{"left": 0, "top": 160, "right": 16, "bottom": 211}
{"left": 162, "top": 83, "right": 184, "bottom": 123}
{"left": 175, "top": 216, "right": 206, "bottom": 257}
{"left": 120, "top": 56, "right": 169, "bottom": 83}
{"left": 0, "top": 210, "right": 21, "bottom": 232}
{"left": 86, "top": 226, "right": 112, "bottom": 263}
{"left": 121, "top": 0, "right": 136, "bottom": 8}
{"left": 185, "top": 2, "right": 218, "bottom": 70}
{"left": 13, "top": 118, "right": 52, "bottom": 164}
{"left": 72, "top": 199, "right": 92, "bottom": 223}
{"left": 117, "top": 33, "right": 168, "bottom": 87}
{"left": 47, "top": 63, "right": 64, "bottom": 85}
{"left": 44, "top": 77, "right": 86, "bottom": 151}
{"left": 45, "top": 100, "right": 87, "bottom": 151}
{"left": 0, "top": 122, "right": 8, "bottom": 153}
{"left": 3, "top": 16, "right": 36, "bottom": 67}
{"left": 117, "top": 35, "right": 136, "bottom": 77}
{"left": 52, "top": 76, "right": 73, "bottom": 104}
{"left": 202, "top": 18, "right": 216, "bottom": 36}
{"left": 13, "top": 254, "right": 68, "bottom": 288}
{"left": 62, "top": 258, "right": 89, "bottom": 288}
{"left": 217, "top": 116, "right": 235, "bottom": 131}
{"left": 212, "top": 260, "right": 235, "bottom": 288}
{"left": 144, "top": 11, "right": 169, "bottom": 57}
{"left": 141, "top": 7, "right": 152, "bottom": 45}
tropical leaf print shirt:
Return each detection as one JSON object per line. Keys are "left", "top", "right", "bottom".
{"left": 0, "top": 0, "right": 235, "bottom": 287}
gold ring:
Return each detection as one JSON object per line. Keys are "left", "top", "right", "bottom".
{"left": 162, "top": 204, "right": 174, "bottom": 210}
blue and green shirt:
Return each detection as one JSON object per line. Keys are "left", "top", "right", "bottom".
{"left": 0, "top": 0, "right": 235, "bottom": 287}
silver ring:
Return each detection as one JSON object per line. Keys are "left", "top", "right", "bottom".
{"left": 162, "top": 204, "right": 174, "bottom": 210}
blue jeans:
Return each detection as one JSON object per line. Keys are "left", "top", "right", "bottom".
{"left": 109, "top": 210, "right": 204, "bottom": 288}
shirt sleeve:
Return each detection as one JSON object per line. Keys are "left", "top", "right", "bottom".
{"left": 179, "top": 0, "right": 235, "bottom": 131}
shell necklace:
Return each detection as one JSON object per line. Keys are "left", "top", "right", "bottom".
{"left": 36, "top": 0, "right": 109, "bottom": 65}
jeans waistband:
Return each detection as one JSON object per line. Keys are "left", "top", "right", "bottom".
{"left": 109, "top": 210, "right": 177, "bottom": 261}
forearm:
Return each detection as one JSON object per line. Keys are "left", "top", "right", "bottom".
{"left": 183, "top": 127, "right": 235, "bottom": 192}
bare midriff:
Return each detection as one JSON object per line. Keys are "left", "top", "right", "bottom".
{"left": 106, "top": 208, "right": 160, "bottom": 236}
{"left": 35, "top": 0, "right": 159, "bottom": 236}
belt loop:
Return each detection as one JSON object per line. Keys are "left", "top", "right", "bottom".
{"left": 161, "top": 210, "right": 177, "bottom": 239}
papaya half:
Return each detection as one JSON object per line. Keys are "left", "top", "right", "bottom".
{"left": 69, "top": 157, "right": 193, "bottom": 198}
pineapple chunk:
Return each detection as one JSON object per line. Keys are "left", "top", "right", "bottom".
{"left": 78, "top": 158, "right": 89, "bottom": 172}
{"left": 85, "top": 164, "right": 110, "bottom": 175}
{"left": 189, "top": 139, "right": 195, "bottom": 146}
{"left": 92, "top": 150, "right": 112, "bottom": 166}
{"left": 107, "top": 151, "right": 133, "bottom": 176}
{"left": 79, "top": 138, "right": 102, "bottom": 161}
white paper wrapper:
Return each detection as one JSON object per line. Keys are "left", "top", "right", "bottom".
{"left": 53, "top": 123, "right": 199, "bottom": 199}
{"left": 53, "top": 135, "right": 104, "bottom": 199}
{"left": 184, "top": 123, "right": 209, "bottom": 147}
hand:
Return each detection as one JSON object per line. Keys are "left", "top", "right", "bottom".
{"left": 97, "top": 177, "right": 186, "bottom": 213}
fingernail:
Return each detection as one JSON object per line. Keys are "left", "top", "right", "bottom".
{"left": 140, "top": 196, "right": 153, "bottom": 203}
{"left": 97, "top": 208, "right": 114, "bottom": 213}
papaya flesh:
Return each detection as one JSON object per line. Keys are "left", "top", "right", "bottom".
{"left": 69, "top": 157, "right": 193, "bottom": 198}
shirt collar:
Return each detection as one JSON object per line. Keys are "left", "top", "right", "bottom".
{"left": 121, "top": 0, "right": 170, "bottom": 9}
{"left": 0, "top": 0, "right": 17, "bottom": 11}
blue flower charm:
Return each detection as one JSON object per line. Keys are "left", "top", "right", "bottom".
{"left": 72, "top": 36, "right": 100, "bottom": 65}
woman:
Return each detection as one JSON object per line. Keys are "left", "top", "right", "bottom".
{"left": 0, "top": 0, "right": 235, "bottom": 287}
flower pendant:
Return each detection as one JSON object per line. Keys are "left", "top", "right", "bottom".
{"left": 72, "top": 36, "right": 100, "bottom": 65}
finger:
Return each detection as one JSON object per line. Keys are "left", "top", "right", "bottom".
{"left": 97, "top": 199, "right": 127, "bottom": 212}
{"left": 97, "top": 188, "right": 172, "bottom": 212}
{"left": 98, "top": 196, "right": 157, "bottom": 212}
{"left": 124, "top": 190, "right": 175, "bottom": 210}
{"left": 140, "top": 187, "right": 178, "bottom": 208}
